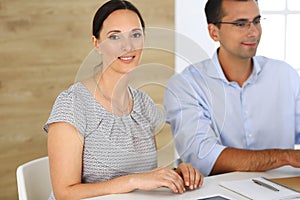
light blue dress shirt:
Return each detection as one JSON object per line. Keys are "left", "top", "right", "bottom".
{"left": 164, "top": 51, "right": 300, "bottom": 176}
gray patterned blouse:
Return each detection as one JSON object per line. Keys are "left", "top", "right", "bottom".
{"left": 44, "top": 82, "right": 163, "bottom": 199}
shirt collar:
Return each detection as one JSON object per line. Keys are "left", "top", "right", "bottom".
{"left": 206, "top": 49, "right": 262, "bottom": 84}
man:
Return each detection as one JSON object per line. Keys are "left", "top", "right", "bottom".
{"left": 164, "top": 0, "right": 300, "bottom": 176}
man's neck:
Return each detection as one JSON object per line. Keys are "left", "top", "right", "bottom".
{"left": 218, "top": 50, "right": 253, "bottom": 87}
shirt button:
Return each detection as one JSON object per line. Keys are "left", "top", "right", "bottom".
{"left": 248, "top": 133, "right": 252, "bottom": 138}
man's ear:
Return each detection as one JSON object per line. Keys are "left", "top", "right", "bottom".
{"left": 208, "top": 24, "right": 219, "bottom": 42}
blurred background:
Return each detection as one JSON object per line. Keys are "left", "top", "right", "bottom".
{"left": 0, "top": 0, "right": 174, "bottom": 199}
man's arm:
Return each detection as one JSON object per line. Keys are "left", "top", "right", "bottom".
{"left": 211, "top": 147, "right": 300, "bottom": 175}
{"left": 164, "top": 71, "right": 226, "bottom": 176}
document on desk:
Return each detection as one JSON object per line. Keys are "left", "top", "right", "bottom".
{"left": 219, "top": 177, "right": 300, "bottom": 200}
{"left": 267, "top": 176, "right": 300, "bottom": 193}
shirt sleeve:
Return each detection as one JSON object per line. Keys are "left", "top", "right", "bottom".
{"left": 292, "top": 70, "right": 300, "bottom": 144}
{"left": 296, "top": 98, "right": 300, "bottom": 144}
{"left": 43, "top": 86, "right": 86, "bottom": 137}
{"left": 164, "top": 72, "right": 226, "bottom": 176}
{"left": 281, "top": 61, "right": 300, "bottom": 145}
{"left": 139, "top": 90, "right": 165, "bottom": 133}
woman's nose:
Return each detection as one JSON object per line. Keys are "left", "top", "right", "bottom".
{"left": 121, "top": 37, "right": 133, "bottom": 52}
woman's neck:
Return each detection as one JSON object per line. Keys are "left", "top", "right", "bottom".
{"left": 99, "top": 72, "right": 129, "bottom": 99}
{"left": 94, "top": 70, "right": 132, "bottom": 115}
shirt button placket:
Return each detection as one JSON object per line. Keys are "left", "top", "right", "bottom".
{"left": 241, "top": 88, "right": 253, "bottom": 147}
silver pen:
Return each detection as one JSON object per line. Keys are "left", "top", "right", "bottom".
{"left": 252, "top": 179, "right": 280, "bottom": 192}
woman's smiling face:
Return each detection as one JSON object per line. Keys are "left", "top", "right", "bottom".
{"left": 96, "top": 9, "right": 144, "bottom": 74}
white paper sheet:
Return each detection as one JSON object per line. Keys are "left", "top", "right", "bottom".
{"left": 219, "top": 177, "right": 300, "bottom": 200}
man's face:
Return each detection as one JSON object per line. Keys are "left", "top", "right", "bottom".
{"left": 213, "top": 0, "right": 262, "bottom": 60}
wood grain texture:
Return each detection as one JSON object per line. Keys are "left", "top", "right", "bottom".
{"left": 0, "top": 0, "right": 174, "bottom": 199}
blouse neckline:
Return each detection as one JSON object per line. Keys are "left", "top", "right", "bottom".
{"left": 76, "top": 82, "right": 136, "bottom": 118}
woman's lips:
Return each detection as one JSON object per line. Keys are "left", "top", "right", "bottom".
{"left": 118, "top": 56, "right": 135, "bottom": 63}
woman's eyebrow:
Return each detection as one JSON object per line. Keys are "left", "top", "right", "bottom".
{"left": 132, "top": 28, "right": 143, "bottom": 32}
{"left": 107, "top": 28, "right": 142, "bottom": 34}
{"left": 106, "top": 30, "right": 121, "bottom": 35}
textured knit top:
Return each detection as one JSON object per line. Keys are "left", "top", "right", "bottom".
{"left": 44, "top": 82, "right": 163, "bottom": 199}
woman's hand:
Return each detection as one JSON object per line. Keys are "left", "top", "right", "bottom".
{"left": 132, "top": 167, "right": 186, "bottom": 194}
{"left": 175, "top": 163, "right": 203, "bottom": 190}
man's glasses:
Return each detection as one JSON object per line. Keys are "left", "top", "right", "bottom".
{"left": 213, "top": 17, "right": 263, "bottom": 31}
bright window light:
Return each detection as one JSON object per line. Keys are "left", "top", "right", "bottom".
{"left": 257, "top": 0, "right": 300, "bottom": 72}
{"left": 288, "top": 0, "right": 300, "bottom": 10}
{"left": 257, "top": 15, "right": 285, "bottom": 61}
{"left": 258, "top": 0, "right": 285, "bottom": 11}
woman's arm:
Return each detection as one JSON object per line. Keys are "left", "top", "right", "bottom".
{"left": 175, "top": 163, "right": 203, "bottom": 190}
{"left": 153, "top": 132, "right": 203, "bottom": 191}
{"left": 48, "top": 122, "right": 188, "bottom": 200}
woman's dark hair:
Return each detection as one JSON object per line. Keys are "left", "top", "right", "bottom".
{"left": 205, "top": 0, "right": 258, "bottom": 26}
{"left": 92, "top": 0, "right": 145, "bottom": 39}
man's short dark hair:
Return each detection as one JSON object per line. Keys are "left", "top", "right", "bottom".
{"left": 205, "top": 0, "right": 258, "bottom": 25}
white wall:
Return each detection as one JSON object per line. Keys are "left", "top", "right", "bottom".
{"left": 174, "top": 0, "right": 215, "bottom": 73}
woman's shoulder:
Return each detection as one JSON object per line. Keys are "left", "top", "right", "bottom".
{"left": 45, "top": 82, "right": 98, "bottom": 134}
{"left": 49, "top": 82, "right": 96, "bottom": 122}
{"left": 55, "top": 82, "right": 91, "bottom": 104}
{"left": 130, "top": 87, "right": 155, "bottom": 107}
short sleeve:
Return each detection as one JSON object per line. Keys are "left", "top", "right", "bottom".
{"left": 43, "top": 85, "right": 86, "bottom": 136}
{"left": 150, "top": 101, "right": 165, "bottom": 134}
{"left": 138, "top": 90, "right": 165, "bottom": 133}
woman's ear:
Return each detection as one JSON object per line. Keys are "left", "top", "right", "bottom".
{"left": 208, "top": 24, "right": 219, "bottom": 42}
{"left": 91, "top": 36, "right": 99, "bottom": 48}
{"left": 92, "top": 35, "right": 102, "bottom": 54}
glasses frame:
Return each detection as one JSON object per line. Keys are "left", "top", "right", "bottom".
{"left": 213, "top": 16, "right": 263, "bottom": 30}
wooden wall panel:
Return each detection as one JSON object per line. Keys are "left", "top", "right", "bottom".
{"left": 0, "top": 0, "right": 174, "bottom": 199}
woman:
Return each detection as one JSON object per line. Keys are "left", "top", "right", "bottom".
{"left": 44, "top": 1, "right": 203, "bottom": 199}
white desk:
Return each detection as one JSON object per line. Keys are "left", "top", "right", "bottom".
{"left": 86, "top": 166, "right": 300, "bottom": 200}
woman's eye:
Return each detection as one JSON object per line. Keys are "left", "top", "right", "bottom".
{"left": 131, "top": 32, "right": 142, "bottom": 38}
{"left": 108, "top": 34, "right": 120, "bottom": 40}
